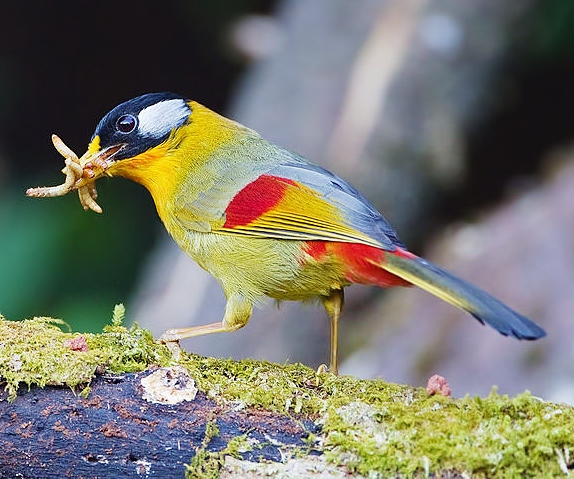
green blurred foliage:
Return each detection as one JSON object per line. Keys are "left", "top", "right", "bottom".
{"left": 529, "top": 0, "right": 574, "bottom": 60}
{"left": 0, "top": 179, "right": 157, "bottom": 331}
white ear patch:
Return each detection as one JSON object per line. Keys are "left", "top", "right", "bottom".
{"left": 137, "top": 99, "right": 190, "bottom": 139}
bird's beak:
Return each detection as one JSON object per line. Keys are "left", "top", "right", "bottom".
{"left": 75, "top": 142, "right": 126, "bottom": 187}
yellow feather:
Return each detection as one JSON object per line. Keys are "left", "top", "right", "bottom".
{"left": 219, "top": 180, "right": 384, "bottom": 248}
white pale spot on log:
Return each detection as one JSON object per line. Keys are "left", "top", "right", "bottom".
{"left": 140, "top": 366, "right": 198, "bottom": 404}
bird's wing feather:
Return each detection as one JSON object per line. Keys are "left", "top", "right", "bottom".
{"left": 172, "top": 139, "right": 404, "bottom": 250}
{"left": 212, "top": 150, "right": 404, "bottom": 250}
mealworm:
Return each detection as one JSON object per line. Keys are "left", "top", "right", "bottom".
{"left": 25, "top": 134, "right": 103, "bottom": 213}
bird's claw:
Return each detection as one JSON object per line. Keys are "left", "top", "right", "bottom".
{"left": 161, "top": 338, "right": 183, "bottom": 362}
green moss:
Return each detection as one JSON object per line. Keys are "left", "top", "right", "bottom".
{"left": 186, "top": 422, "right": 222, "bottom": 479}
{"left": 1, "top": 310, "right": 573, "bottom": 477}
{"left": 318, "top": 385, "right": 574, "bottom": 477}
{"left": 175, "top": 354, "right": 574, "bottom": 477}
{"left": 0, "top": 307, "right": 171, "bottom": 400}
{"left": 177, "top": 355, "right": 326, "bottom": 414}
{"left": 185, "top": 421, "right": 251, "bottom": 479}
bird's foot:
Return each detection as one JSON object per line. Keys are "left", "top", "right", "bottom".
{"left": 160, "top": 337, "right": 183, "bottom": 362}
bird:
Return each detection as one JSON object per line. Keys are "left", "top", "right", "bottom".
{"left": 50, "top": 92, "right": 546, "bottom": 374}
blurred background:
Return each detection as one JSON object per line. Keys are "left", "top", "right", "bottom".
{"left": 1, "top": 0, "right": 574, "bottom": 402}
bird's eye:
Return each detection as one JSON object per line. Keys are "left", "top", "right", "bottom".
{"left": 116, "top": 114, "right": 137, "bottom": 134}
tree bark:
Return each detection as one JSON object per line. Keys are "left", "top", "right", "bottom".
{"left": 0, "top": 371, "right": 318, "bottom": 478}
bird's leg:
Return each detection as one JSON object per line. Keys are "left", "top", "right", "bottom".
{"left": 320, "top": 288, "right": 344, "bottom": 375}
{"left": 160, "top": 293, "right": 253, "bottom": 342}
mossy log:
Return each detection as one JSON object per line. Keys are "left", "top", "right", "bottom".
{"left": 1, "top": 315, "right": 573, "bottom": 478}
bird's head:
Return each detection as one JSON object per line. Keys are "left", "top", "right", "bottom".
{"left": 76, "top": 92, "right": 193, "bottom": 187}
{"left": 48, "top": 91, "right": 256, "bottom": 218}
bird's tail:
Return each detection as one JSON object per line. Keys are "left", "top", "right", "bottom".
{"left": 374, "top": 249, "right": 546, "bottom": 340}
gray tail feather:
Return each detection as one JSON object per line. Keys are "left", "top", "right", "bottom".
{"left": 380, "top": 253, "right": 546, "bottom": 340}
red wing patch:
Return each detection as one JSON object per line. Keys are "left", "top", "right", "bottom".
{"left": 223, "top": 175, "right": 297, "bottom": 229}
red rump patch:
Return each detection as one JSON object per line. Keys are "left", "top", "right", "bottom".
{"left": 224, "top": 175, "right": 297, "bottom": 228}
{"left": 333, "top": 243, "right": 413, "bottom": 287}
{"left": 304, "top": 241, "right": 328, "bottom": 260}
